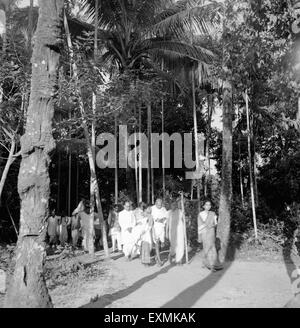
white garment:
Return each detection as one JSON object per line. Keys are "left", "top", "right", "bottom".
{"left": 140, "top": 217, "right": 153, "bottom": 246}
{"left": 168, "top": 209, "right": 185, "bottom": 263}
{"left": 151, "top": 205, "right": 168, "bottom": 243}
{"left": 111, "top": 232, "right": 122, "bottom": 252}
{"left": 119, "top": 209, "right": 135, "bottom": 256}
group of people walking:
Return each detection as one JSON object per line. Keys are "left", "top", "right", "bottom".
{"left": 108, "top": 198, "right": 186, "bottom": 266}
{"left": 46, "top": 196, "right": 222, "bottom": 271}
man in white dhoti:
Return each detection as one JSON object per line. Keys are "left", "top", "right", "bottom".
{"left": 151, "top": 198, "right": 168, "bottom": 265}
{"left": 119, "top": 201, "right": 136, "bottom": 260}
{"left": 166, "top": 200, "right": 185, "bottom": 265}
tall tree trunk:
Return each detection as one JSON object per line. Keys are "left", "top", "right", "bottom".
{"left": 253, "top": 132, "right": 259, "bottom": 206}
{"left": 161, "top": 60, "right": 166, "bottom": 199}
{"left": 192, "top": 65, "right": 200, "bottom": 206}
{"left": 68, "top": 148, "right": 72, "bottom": 216}
{"left": 57, "top": 151, "right": 61, "bottom": 212}
{"left": 0, "top": 138, "right": 16, "bottom": 201}
{"left": 64, "top": 11, "right": 109, "bottom": 258}
{"left": 217, "top": 70, "right": 233, "bottom": 264}
{"left": 161, "top": 97, "right": 166, "bottom": 200}
{"left": 238, "top": 135, "right": 245, "bottom": 208}
{"left": 204, "top": 95, "right": 213, "bottom": 197}
{"left": 76, "top": 156, "right": 79, "bottom": 205}
{"left": 114, "top": 112, "right": 118, "bottom": 204}
{"left": 150, "top": 104, "right": 154, "bottom": 204}
{"left": 147, "top": 102, "right": 151, "bottom": 204}
{"left": 88, "top": 0, "right": 99, "bottom": 255}
{"left": 245, "top": 90, "right": 258, "bottom": 240}
{"left": 68, "top": 111, "right": 72, "bottom": 217}
{"left": 134, "top": 107, "right": 139, "bottom": 204}
{"left": 5, "top": 0, "right": 64, "bottom": 308}
{"left": 138, "top": 105, "right": 142, "bottom": 203}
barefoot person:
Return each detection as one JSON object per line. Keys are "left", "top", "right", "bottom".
{"left": 70, "top": 213, "right": 81, "bottom": 248}
{"left": 47, "top": 209, "right": 59, "bottom": 248}
{"left": 108, "top": 204, "right": 122, "bottom": 253}
{"left": 72, "top": 200, "right": 94, "bottom": 252}
{"left": 140, "top": 205, "right": 154, "bottom": 266}
{"left": 119, "top": 201, "right": 136, "bottom": 260}
{"left": 151, "top": 198, "right": 168, "bottom": 265}
{"left": 166, "top": 200, "right": 185, "bottom": 265}
{"left": 58, "top": 211, "right": 70, "bottom": 247}
{"left": 197, "top": 200, "right": 222, "bottom": 271}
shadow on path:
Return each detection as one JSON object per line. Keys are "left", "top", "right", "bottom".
{"left": 82, "top": 235, "right": 241, "bottom": 308}
{"left": 81, "top": 264, "right": 174, "bottom": 308}
{"left": 161, "top": 235, "right": 242, "bottom": 308}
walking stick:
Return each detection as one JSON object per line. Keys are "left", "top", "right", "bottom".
{"left": 180, "top": 192, "right": 189, "bottom": 264}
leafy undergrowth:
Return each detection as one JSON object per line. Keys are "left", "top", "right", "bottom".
{"left": 0, "top": 245, "right": 112, "bottom": 308}
{"left": 0, "top": 244, "right": 15, "bottom": 272}
{"left": 45, "top": 249, "right": 110, "bottom": 291}
{"left": 227, "top": 228, "right": 298, "bottom": 263}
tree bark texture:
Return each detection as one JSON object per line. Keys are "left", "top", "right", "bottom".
{"left": 5, "top": 0, "right": 64, "bottom": 308}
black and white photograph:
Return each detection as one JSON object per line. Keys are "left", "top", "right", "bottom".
{"left": 0, "top": 0, "right": 300, "bottom": 311}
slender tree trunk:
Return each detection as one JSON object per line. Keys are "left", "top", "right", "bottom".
{"left": 64, "top": 11, "right": 109, "bottom": 258}
{"left": 147, "top": 102, "right": 151, "bottom": 204}
{"left": 245, "top": 90, "right": 258, "bottom": 240}
{"left": 134, "top": 107, "right": 139, "bottom": 204}
{"left": 150, "top": 104, "right": 154, "bottom": 204}
{"left": 89, "top": 96, "right": 96, "bottom": 255}
{"left": 68, "top": 110, "right": 72, "bottom": 217}
{"left": 68, "top": 147, "right": 72, "bottom": 217}
{"left": 87, "top": 0, "right": 99, "bottom": 255}
{"left": 204, "top": 95, "right": 213, "bottom": 197}
{"left": 161, "top": 97, "right": 166, "bottom": 199}
{"left": 238, "top": 135, "right": 245, "bottom": 208}
{"left": 57, "top": 151, "right": 61, "bottom": 212}
{"left": 253, "top": 133, "right": 259, "bottom": 206}
{"left": 0, "top": 138, "right": 16, "bottom": 201}
{"left": 6, "top": 204, "right": 18, "bottom": 237}
{"left": 114, "top": 112, "right": 118, "bottom": 204}
{"left": 76, "top": 156, "right": 79, "bottom": 205}
{"left": 138, "top": 105, "right": 142, "bottom": 203}
{"left": 5, "top": 0, "right": 64, "bottom": 308}
{"left": 192, "top": 65, "right": 200, "bottom": 206}
{"left": 217, "top": 70, "right": 233, "bottom": 264}
{"left": 161, "top": 60, "right": 165, "bottom": 199}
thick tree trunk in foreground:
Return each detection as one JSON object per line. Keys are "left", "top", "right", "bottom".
{"left": 5, "top": 0, "right": 64, "bottom": 308}
{"left": 217, "top": 73, "right": 233, "bottom": 264}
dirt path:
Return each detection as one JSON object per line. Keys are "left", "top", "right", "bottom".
{"left": 81, "top": 251, "right": 296, "bottom": 308}
{"left": 0, "top": 250, "right": 297, "bottom": 308}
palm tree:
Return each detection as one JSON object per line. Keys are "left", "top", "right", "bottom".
{"left": 75, "top": 0, "right": 222, "bottom": 202}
